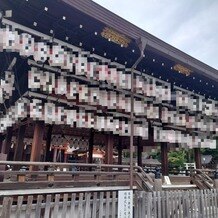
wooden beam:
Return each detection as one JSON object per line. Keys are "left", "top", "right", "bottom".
{"left": 137, "top": 136, "right": 143, "bottom": 167}
{"left": 161, "top": 142, "right": 169, "bottom": 176}
{"left": 1, "top": 127, "right": 13, "bottom": 155}
{"left": 30, "top": 121, "right": 45, "bottom": 170}
{"left": 88, "top": 128, "right": 94, "bottom": 164}
{"left": 13, "top": 125, "right": 26, "bottom": 162}
{"left": 194, "top": 148, "right": 202, "bottom": 169}
{"left": 105, "top": 134, "right": 114, "bottom": 164}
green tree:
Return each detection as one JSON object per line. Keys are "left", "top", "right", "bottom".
{"left": 168, "top": 149, "right": 187, "bottom": 168}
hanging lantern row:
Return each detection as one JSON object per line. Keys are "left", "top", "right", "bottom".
{"left": 0, "top": 71, "right": 15, "bottom": 104}
{"left": 176, "top": 90, "right": 217, "bottom": 117}
{"left": 154, "top": 126, "right": 216, "bottom": 149}
{"left": 0, "top": 26, "right": 217, "bottom": 115}
{"left": 28, "top": 67, "right": 218, "bottom": 120}
{"left": 161, "top": 107, "right": 217, "bottom": 133}
{"left": 28, "top": 67, "right": 171, "bottom": 102}
{"left": 0, "top": 98, "right": 149, "bottom": 139}
{"left": 0, "top": 26, "right": 172, "bottom": 103}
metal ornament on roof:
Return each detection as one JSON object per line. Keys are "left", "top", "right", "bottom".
{"left": 101, "top": 27, "right": 131, "bottom": 48}
{"left": 173, "top": 64, "right": 192, "bottom": 76}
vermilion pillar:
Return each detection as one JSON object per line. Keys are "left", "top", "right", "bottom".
{"left": 105, "top": 134, "right": 114, "bottom": 164}
{"left": 194, "top": 148, "right": 202, "bottom": 169}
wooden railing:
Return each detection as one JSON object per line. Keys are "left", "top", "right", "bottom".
{"left": 190, "top": 169, "right": 216, "bottom": 189}
{"left": 0, "top": 161, "right": 154, "bottom": 191}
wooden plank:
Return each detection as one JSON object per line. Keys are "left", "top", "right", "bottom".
{"left": 25, "top": 195, "right": 33, "bottom": 218}
{"left": 204, "top": 189, "right": 208, "bottom": 218}
{"left": 134, "top": 191, "right": 139, "bottom": 218}
{"left": 178, "top": 191, "right": 183, "bottom": 218}
{"left": 70, "top": 193, "right": 76, "bottom": 216}
{"left": 0, "top": 186, "right": 134, "bottom": 196}
{"left": 15, "top": 195, "right": 24, "bottom": 218}
{"left": 193, "top": 190, "right": 198, "bottom": 218}
{"left": 78, "top": 192, "right": 84, "bottom": 218}
{"left": 182, "top": 191, "right": 187, "bottom": 218}
{"left": 44, "top": 194, "right": 52, "bottom": 218}
{"left": 200, "top": 190, "right": 205, "bottom": 217}
{"left": 53, "top": 194, "right": 60, "bottom": 218}
{"left": 141, "top": 192, "right": 146, "bottom": 217}
{"left": 138, "top": 192, "right": 142, "bottom": 218}
{"left": 213, "top": 189, "right": 218, "bottom": 216}
{"left": 197, "top": 189, "right": 201, "bottom": 218}
{"left": 169, "top": 191, "right": 173, "bottom": 218}
{"left": 211, "top": 189, "right": 215, "bottom": 218}
{"left": 171, "top": 191, "right": 175, "bottom": 218}
{"left": 1, "top": 197, "right": 13, "bottom": 218}
{"left": 186, "top": 191, "right": 191, "bottom": 218}
{"left": 85, "top": 192, "right": 91, "bottom": 218}
{"left": 174, "top": 191, "right": 179, "bottom": 218}
{"left": 189, "top": 190, "right": 193, "bottom": 218}
{"left": 99, "top": 192, "right": 104, "bottom": 218}
{"left": 146, "top": 192, "right": 152, "bottom": 218}
{"left": 208, "top": 189, "right": 213, "bottom": 218}
{"left": 153, "top": 191, "right": 157, "bottom": 218}
{"left": 92, "top": 192, "right": 98, "bottom": 218}
{"left": 166, "top": 190, "right": 170, "bottom": 218}
{"left": 157, "top": 191, "right": 161, "bottom": 218}
{"left": 105, "top": 191, "right": 110, "bottom": 218}
{"left": 161, "top": 191, "right": 166, "bottom": 218}
{"left": 35, "top": 195, "right": 43, "bottom": 218}
{"left": 62, "top": 193, "right": 68, "bottom": 218}
{"left": 111, "top": 191, "right": 116, "bottom": 218}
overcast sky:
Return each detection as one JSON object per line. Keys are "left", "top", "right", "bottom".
{"left": 93, "top": 0, "right": 218, "bottom": 70}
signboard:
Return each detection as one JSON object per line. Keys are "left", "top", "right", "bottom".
{"left": 118, "top": 190, "right": 133, "bottom": 218}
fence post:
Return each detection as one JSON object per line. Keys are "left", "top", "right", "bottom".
{"left": 154, "top": 179, "right": 162, "bottom": 191}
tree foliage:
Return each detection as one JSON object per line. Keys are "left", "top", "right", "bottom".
{"left": 168, "top": 149, "right": 187, "bottom": 168}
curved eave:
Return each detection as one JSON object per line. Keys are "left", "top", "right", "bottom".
{"left": 62, "top": 0, "right": 218, "bottom": 82}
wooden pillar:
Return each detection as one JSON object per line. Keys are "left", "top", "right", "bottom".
{"left": 53, "top": 147, "right": 58, "bottom": 162}
{"left": 13, "top": 125, "right": 26, "bottom": 162}
{"left": 30, "top": 121, "right": 45, "bottom": 168}
{"left": 88, "top": 128, "right": 94, "bottom": 164}
{"left": 137, "top": 136, "right": 143, "bottom": 167}
{"left": 194, "top": 148, "right": 202, "bottom": 169}
{"left": 0, "top": 134, "right": 4, "bottom": 152}
{"left": 105, "top": 134, "right": 114, "bottom": 164}
{"left": 161, "top": 143, "right": 169, "bottom": 176}
{"left": 45, "top": 125, "right": 53, "bottom": 163}
{"left": 1, "top": 127, "right": 13, "bottom": 155}
{"left": 118, "top": 137, "right": 123, "bottom": 165}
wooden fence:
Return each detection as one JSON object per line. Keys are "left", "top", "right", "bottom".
{"left": 134, "top": 189, "right": 218, "bottom": 218}
{"left": 0, "top": 187, "right": 122, "bottom": 218}
{"left": 1, "top": 188, "right": 218, "bottom": 217}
